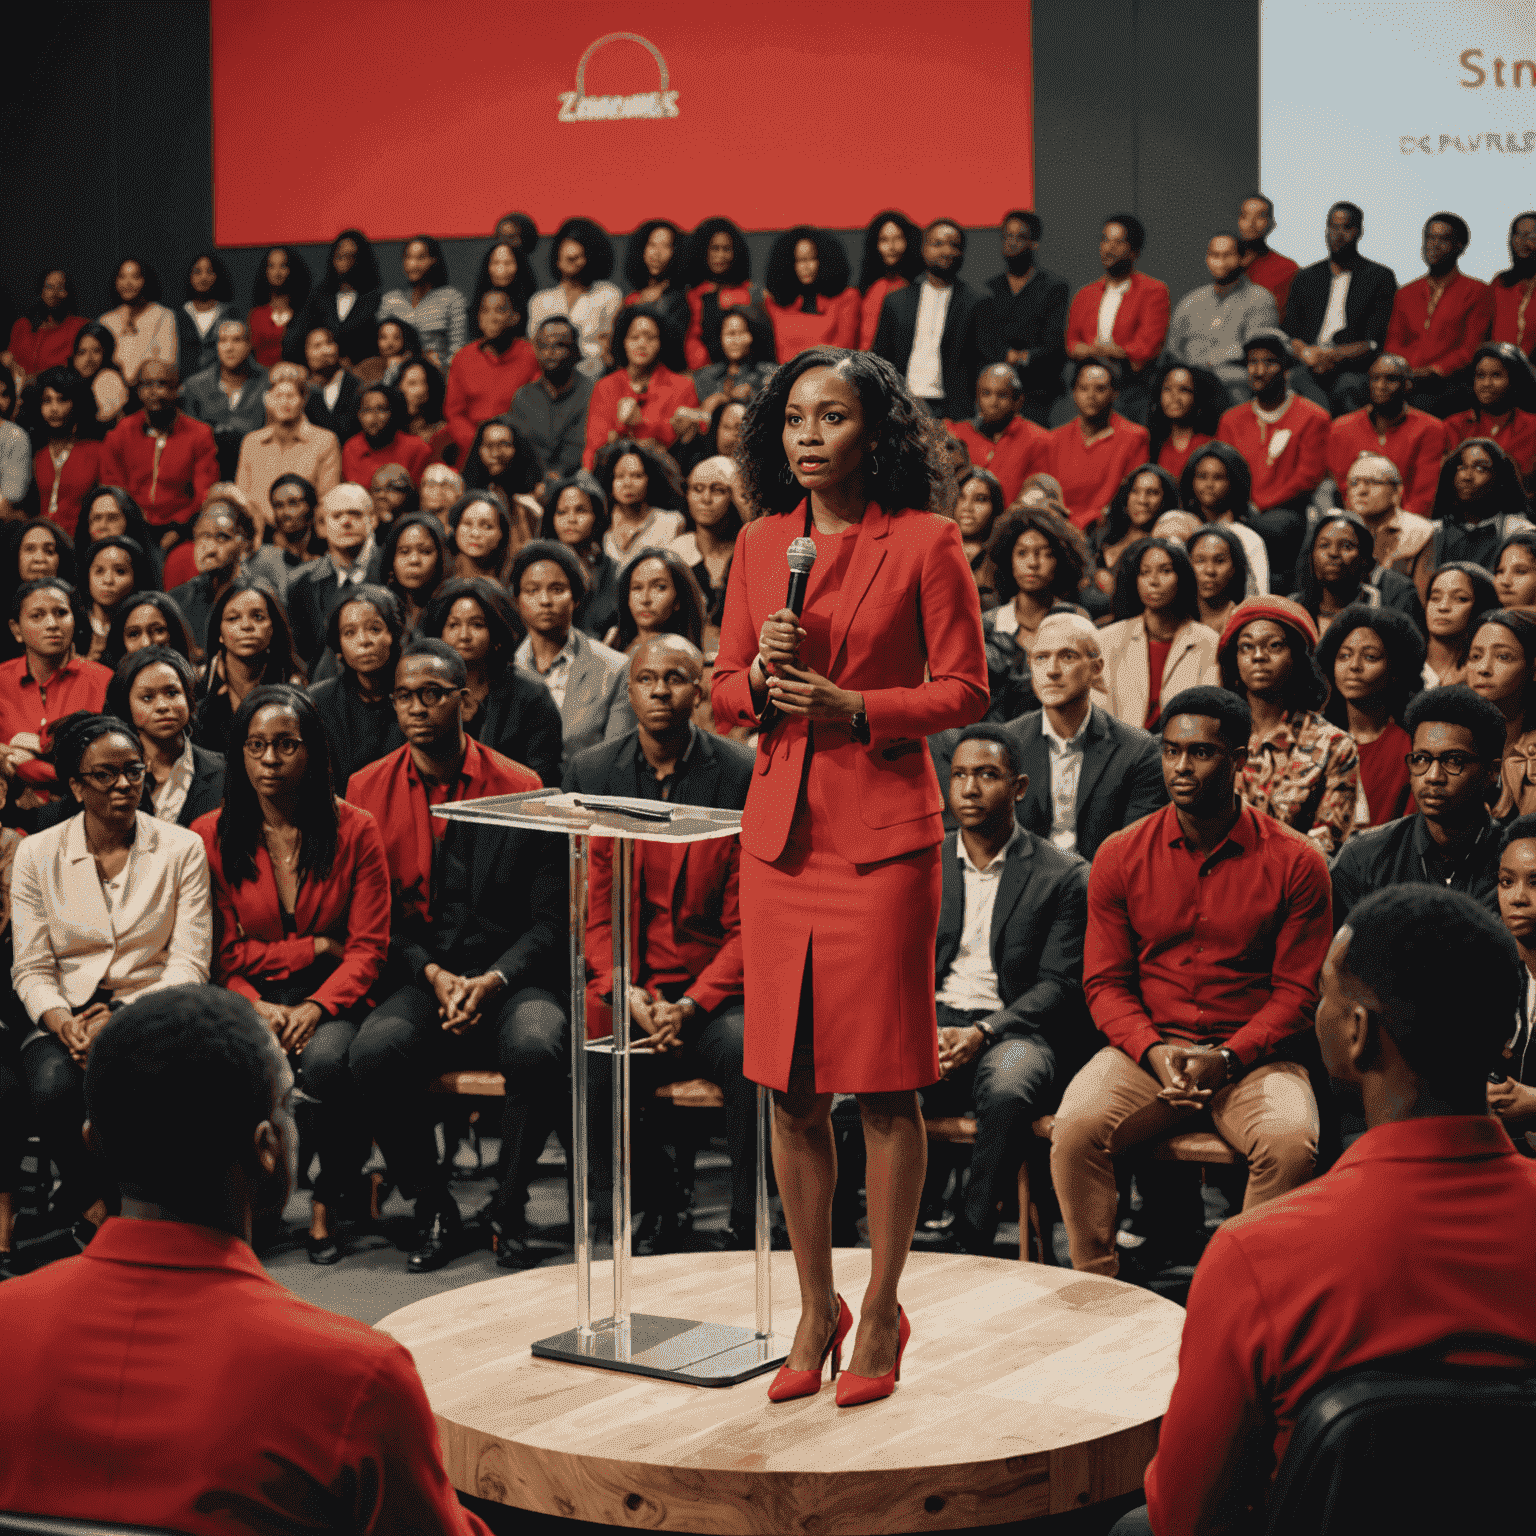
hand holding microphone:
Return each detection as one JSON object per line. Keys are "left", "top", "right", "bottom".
{"left": 756, "top": 537, "right": 816, "bottom": 729}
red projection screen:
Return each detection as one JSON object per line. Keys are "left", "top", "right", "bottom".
{"left": 210, "top": 1, "right": 1033, "bottom": 246}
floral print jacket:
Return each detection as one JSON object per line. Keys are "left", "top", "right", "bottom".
{"left": 1239, "top": 708, "right": 1360, "bottom": 857}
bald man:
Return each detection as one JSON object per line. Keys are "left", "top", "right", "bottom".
{"left": 101, "top": 358, "right": 219, "bottom": 540}
{"left": 946, "top": 364, "right": 1049, "bottom": 505}
{"left": 284, "top": 483, "right": 380, "bottom": 669}
{"left": 1344, "top": 449, "right": 1436, "bottom": 603}
{"left": 565, "top": 636, "right": 762, "bottom": 1251}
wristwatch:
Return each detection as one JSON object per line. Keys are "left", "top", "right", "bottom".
{"left": 973, "top": 1019, "right": 998, "bottom": 1048}
{"left": 849, "top": 710, "right": 871, "bottom": 745}
{"left": 1216, "top": 1046, "right": 1243, "bottom": 1082}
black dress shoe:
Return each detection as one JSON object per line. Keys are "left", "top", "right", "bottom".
{"left": 406, "top": 1202, "right": 467, "bottom": 1274}
{"left": 305, "top": 1232, "right": 343, "bottom": 1266}
{"left": 493, "top": 1226, "right": 540, "bottom": 1270}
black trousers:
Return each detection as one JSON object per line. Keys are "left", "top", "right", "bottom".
{"left": 349, "top": 982, "right": 567, "bottom": 1225}
{"left": 19, "top": 1033, "right": 106, "bottom": 1215}
{"left": 287, "top": 1013, "right": 371, "bottom": 1209}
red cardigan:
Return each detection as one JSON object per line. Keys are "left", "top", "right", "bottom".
{"left": 1217, "top": 395, "right": 1331, "bottom": 510}
{"left": 1244, "top": 250, "right": 1300, "bottom": 320}
{"left": 443, "top": 338, "right": 540, "bottom": 456}
{"left": 33, "top": 440, "right": 104, "bottom": 530}
{"left": 194, "top": 799, "right": 391, "bottom": 1017}
{"left": 582, "top": 364, "right": 698, "bottom": 470}
{"left": 1385, "top": 272, "right": 1495, "bottom": 375}
{"left": 764, "top": 289, "right": 861, "bottom": 361}
{"left": 8, "top": 314, "right": 87, "bottom": 378}
{"left": 1045, "top": 414, "right": 1153, "bottom": 528}
{"left": 683, "top": 280, "right": 754, "bottom": 370}
{"left": 859, "top": 276, "right": 908, "bottom": 351}
{"left": 1064, "top": 272, "right": 1171, "bottom": 373}
{"left": 1156, "top": 432, "right": 1212, "bottom": 485}
{"left": 712, "top": 502, "right": 988, "bottom": 865}
{"left": 1492, "top": 278, "right": 1536, "bottom": 356}
{"left": 1444, "top": 406, "right": 1536, "bottom": 483}
{"left": 102, "top": 411, "right": 219, "bottom": 527}
{"left": 342, "top": 430, "right": 432, "bottom": 488}
{"left": 946, "top": 415, "right": 1049, "bottom": 505}
{"left": 1327, "top": 408, "right": 1449, "bottom": 515}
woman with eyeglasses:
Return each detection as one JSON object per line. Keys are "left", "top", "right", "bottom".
{"left": 11, "top": 712, "right": 212, "bottom": 1255}
{"left": 1216, "top": 594, "right": 1360, "bottom": 856}
{"left": 194, "top": 685, "right": 391, "bottom": 1264}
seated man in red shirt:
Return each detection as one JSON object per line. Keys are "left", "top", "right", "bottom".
{"left": 101, "top": 357, "right": 219, "bottom": 547}
{"left": 946, "top": 363, "right": 1049, "bottom": 506}
{"left": 1045, "top": 360, "right": 1152, "bottom": 529}
{"left": 0, "top": 984, "right": 492, "bottom": 1536}
{"left": 1326, "top": 353, "right": 1449, "bottom": 516}
{"left": 1237, "top": 194, "right": 1300, "bottom": 319}
{"left": 1113, "top": 885, "right": 1536, "bottom": 1536}
{"left": 1051, "top": 685, "right": 1331, "bottom": 1278}
{"left": 1384, "top": 212, "right": 1494, "bottom": 421}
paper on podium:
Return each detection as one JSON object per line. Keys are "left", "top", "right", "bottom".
{"left": 430, "top": 786, "right": 742, "bottom": 843}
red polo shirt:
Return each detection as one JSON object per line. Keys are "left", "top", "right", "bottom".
{"left": 1327, "top": 407, "right": 1449, "bottom": 515}
{"left": 0, "top": 1218, "right": 492, "bottom": 1536}
{"left": 443, "top": 337, "right": 541, "bottom": 456}
{"left": 1064, "top": 272, "right": 1171, "bottom": 373}
{"left": 1085, "top": 802, "right": 1332, "bottom": 1067}
{"left": 1145, "top": 1116, "right": 1536, "bottom": 1536}
{"left": 1444, "top": 406, "right": 1536, "bottom": 484}
{"left": 1045, "top": 413, "right": 1152, "bottom": 529}
{"left": 1218, "top": 394, "right": 1331, "bottom": 510}
{"left": 102, "top": 409, "right": 219, "bottom": 527}
{"left": 341, "top": 430, "right": 432, "bottom": 488}
{"left": 0, "top": 652, "right": 113, "bottom": 787}
{"left": 947, "top": 414, "right": 1049, "bottom": 504}
{"left": 1244, "top": 249, "right": 1300, "bottom": 320}
{"left": 1385, "top": 271, "right": 1495, "bottom": 376}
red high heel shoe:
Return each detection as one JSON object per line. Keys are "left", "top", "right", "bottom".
{"left": 767, "top": 1293, "right": 853, "bottom": 1402}
{"left": 834, "top": 1305, "right": 910, "bottom": 1407}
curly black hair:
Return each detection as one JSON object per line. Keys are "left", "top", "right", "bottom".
{"left": 548, "top": 217, "right": 616, "bottom": 286}
{"left": 764, "top": 227, "right": 852, "bottom": 307}
{"left": 857, "top": 210, "right": 924, "bottom": 291}
{"left": 1315, "top": 604, "right": 1425, "bottom": 731}
{"left": 611, "top": 302, "right": 686, "bottom": 375}
{"left": 623, "top": 219, "right": 686, "bottom": 292}
{"left": 1100, "top": 463, "right": 1180, "bottom": 551}
{"left": 737, "top": 347, "right": 952, "bottom": 518}
{"left": 1431, "top": 437, "right": 1531, "bottom": 526}
{"left": 989, "top": 507, "right": 1090, "bottom": 603}
{"left": 1146, "top": 361, "right": 1224, "bottom": 464}
{"left": 683, "top": 217, "right": 751, "bottom": 288}
{"left": 1111, "top": 537, "right": 1200, "bottom": 623}
{"left": 1179, "top": 440, "right": 1255, "bottom": 521}
{"left": 593, "top": 437, "right": 685, "bottom": 513}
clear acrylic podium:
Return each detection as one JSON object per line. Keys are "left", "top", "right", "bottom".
{"left": 431, "top": 788, "right": 786, "bottom": 1386}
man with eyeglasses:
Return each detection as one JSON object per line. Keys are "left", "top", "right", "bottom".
{"left": 1331, "top": 685, "right": 1507, "bottom": 927}
{"left": 345, "top": 638, "right": 568, "bottom": 1273}
{"left": 1343, "top": 449, "right": 1435, "bottom": 603}
{"left": 1050, "top": 686, "right": 1331, "bottom": 1279}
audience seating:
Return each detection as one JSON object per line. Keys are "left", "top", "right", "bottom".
{"left": 924, "top": 1114, "right": 1045, "bottom": 1262}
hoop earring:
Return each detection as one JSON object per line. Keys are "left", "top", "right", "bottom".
{"left": 780, "top": 460, "right": 795, "bottom": 485}
{"left": 867, "top": 451, "right": 881, "bottom": 478}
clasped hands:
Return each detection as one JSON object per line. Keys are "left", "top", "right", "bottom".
{"left": 627, "top": 986, "right": 690, "bottom": 1054}
{"left": 1146, "top": 1042, "right": 1230, "bottom": 1108}
{"left": 426, "top": 963, "right": 505, "bottom": 1035}
{"left": 756, "top": 609, "right": 863, "bottom": 722}
{"left": 43, "top": 1001, "right": 114, "bottom": 1066}
{"left": 251, "top": 935, "right": 346, "bottom": 1051}
{"left": 937, "top": 1025, "right": 986, "bottom": 1077}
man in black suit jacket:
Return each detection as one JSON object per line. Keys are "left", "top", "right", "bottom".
{"left": 930, "top": 613, "right": 1167, "bottom": 855}
{"left": 1283, "top": 200, "right": 1397, "bottom": 416}
{"left": 300, "top": 324, "right": 362, "bottom": 443}
{"left": 974, "top": 210, "right": 1070, "bottom": 426}
{"left": 871, "top": 218, "right": 983, "bottom": 421}
{"left": 283, "top": 483, "right": 378, "bottom": 669}
{"left": 918, "top": 725, "right": 1091, "bottom": 1257}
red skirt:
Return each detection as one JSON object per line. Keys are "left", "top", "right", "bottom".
{"left": 740, "top": 751, "right": 942, "bottom": 1094}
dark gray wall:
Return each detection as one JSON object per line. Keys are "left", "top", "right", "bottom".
{"left": 1, "top": 0, "right": 1262, "bottom": 350}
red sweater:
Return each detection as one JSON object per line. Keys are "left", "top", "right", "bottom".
{"left": 102, "top": 410, "right": 219, "bottom": 527}
{"left": 583, "top": 364, "right": 698, "bottom": 470}
{"left": 1244, "top": 249, "right": 1300, "bottom": 320}
{"left": 1327, "top": 407, "right": 1449, "bottom": 516}
{"left": 247, "top": 304, "right": 291, "bottom": 370}
{"left": 765, "top": 288, "right": 861, "bottom": 361}
{"left": 1045, "top": 414, "right": 1152, "bottom": 529}
{"left": 1385, "top": 271, "right": 1495, "bottom": 375}
{"left": 683, "top": 280, "right": 754, "bottom": 370}
{"left": 1492, "top": 277, "right": 1536, "bottom": 356}
{"left": 8, "top": 314, "right": 87, "bottom": 378}
{"left": 1444, "top": 406, "right": 1536, "bottom": 483}
{"left": 443, "top": 337, "right": 540, "bottom": 456}
{"left": 0, "top": 653, "right": 113, "bottom": 788}
{"left": 860, "top": 276, "right": 908, "bottom": 352}
{"left": 32, "top": 440, "right": 104, "bottom": 530}
{"left": 1217, "top": 395, "right": 1331, "bottom": 510}
{"left": 947, "top": 415, "right": 1049, "bottom": 505}
{"left": 1064, "top": 272, "right": 1171, "bottom": 373}
{"left": 1145, "top": 1116, "right": 1536, "bottom": 1536}
{"left": 342, "top": 430, "right": 432, "bottom": 488}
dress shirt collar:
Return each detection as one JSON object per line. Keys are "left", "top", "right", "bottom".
{"left": 1328, "top": 1114, "right": 1518, "bottom": 1172}
{"left": 84, "top": 1216, "right": 269, "bottom": 1277}
{"left": 404, "top": 734, "right": 480, "bottom": 795}
{"left": 64, "top": 809, "right": 150, "bottom": 865}
{"left": 1409, "top": 809, "right": 1497, "bottom": 870}
{"left": 328, "top": 534, "right": 376, "bottom": 586}
{"left": 956, "top": 823, "right": 1022, "bottom": 876}
{"left": 1042, "top": 708, "right": 1091, "bottom": 753}
{"left": 514, "top": 629, "right": 579, "bottom": 677}
{"left": 991, "top": 603, "right": 1021, "bottom": 636}
{"left": 632, "top": 725, "right": 698, "bottom": 793}
{"left": 17, "top": 655, "right": 85, "bottom": 692}
{"left": 1163, "top": 800, "right": 1259, "bottom": 859}
{"left": 152, "top": 740, "right": 197, "bottom": 821}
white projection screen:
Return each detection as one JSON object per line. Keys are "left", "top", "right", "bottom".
{"left": 1260, "top": 1, "right": 1536, "bottom": 281}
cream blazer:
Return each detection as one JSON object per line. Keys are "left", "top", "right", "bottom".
{"left": 1099, "top": 615, "right": 1221, "bottom": 730}
{"left": 11, "top": 811, "right": 212, "bottom": 1024}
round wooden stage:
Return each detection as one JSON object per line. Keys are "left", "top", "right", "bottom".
{"left": 376, "top": 1249, "right": 1183, "bottom": 1534}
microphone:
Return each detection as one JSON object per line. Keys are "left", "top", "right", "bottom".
{"left": 760, "top": 537, "right": 818, "bottom": 732}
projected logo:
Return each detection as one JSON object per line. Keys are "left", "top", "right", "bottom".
{"left": 558, "top": 33, "right": 679, "bottom": 122}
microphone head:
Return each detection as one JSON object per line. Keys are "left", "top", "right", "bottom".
{"left": 786, "top": 537, "right": 818, "bottom": 576}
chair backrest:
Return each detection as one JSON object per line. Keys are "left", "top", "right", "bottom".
{"left": 1264, "top": 1333, "right": 1536, "bottom": 1536}
{"left": 0, "top": 1517, "right": 185, "bottom": 1536}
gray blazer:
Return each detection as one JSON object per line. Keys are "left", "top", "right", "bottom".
{"left": 540, "top": 629, "right": 634, "bottom": 771}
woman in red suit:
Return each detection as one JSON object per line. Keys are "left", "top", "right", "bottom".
{"left": 713, "top": 347, "right": 988, "bottom": 1405}
{"left": 763, "top": 228, "right": 861, "bottom": 362}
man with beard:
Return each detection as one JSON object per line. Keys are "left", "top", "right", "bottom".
{"left": 1325, "top": 353, "right": 1449, "bottom": 515}
{"left": 1237, "top": 193, "right": 1300, "bottom": 318}
{"left": 1492, "top": 211, "right": 1536, "bottom": 356}
{"left": 974, "top": 210, "right": 1069, "bottom": 426}
{"left": 505, "top": 315, "right": 592, "bottom": 485}
{"left": 872, "top": 218, "right": 984, "bottom": 421}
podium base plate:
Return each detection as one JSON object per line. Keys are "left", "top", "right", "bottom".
{"left": 531, "top": 1313, "right": 786, "bottom": 1385}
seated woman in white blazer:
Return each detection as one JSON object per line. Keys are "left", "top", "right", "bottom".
{"left": 11, "top": 712, "right": 212, "bottom": 1250}
{"left": 1098, "top": 536, "right": 1220, "bottom": 731}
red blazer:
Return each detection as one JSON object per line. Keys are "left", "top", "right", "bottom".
{"left": 582, "top": 364, "right": 699, "bottom": 470}
{"left": 1327, "top": 407, "right": 1449, "bottom": 515}
{"left": 1244, "top": 250, "right": 1300, "bottom": 320}
{"left": 194, "top": 799, "right": 391, "bottom": 1017}
{"left": 1218, "top": 395, "right": 1332, "bottom": 510}
{"left": 444, "top": 337, "right": 540, "bottom": 456}
{"left": 712, "top": 503, "right": 988, "bottom": 865}
{"left": 341, "top": 430, "right": 431, "bottom": 488}
{"left": 684, "top": 280, "right": 754, "bottom": 370}
{"left": 764, "top": 288, "right": 861, "bottom": 361}
{"left": 8, "top": 314, "right": 87, "bottom": 378}
{"left": 1444, "top": 406, "right": 1536, "bottom": 484}
{"left": 33, "top": 439, "right": 104, "bottom": 530}
{"left": 1045, "top": 414, "right": 1152, "bottom": 528}
{"left": 947, "top": 415, "right": 1049, "bottom": 505}
{"left": 860, "top": 276, "right": 908, "bottom": 351}
{"left": 1492, "top": 277, "right": 1536, "bottom": 357}
{"left": 0, "top": 1218, "right": 493, "bottom": 1536}
{"left": 1065, "top": 272, "right": 1171, "bottom": 373}
{"left": 1385, "top": 272, "right": 1495, "bottom": 375}
{"left": 102, "top": 410, "right": 219, "bottom": 527}
{"left": 584, "top": 834, "right": 742, "bottom": 1035}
